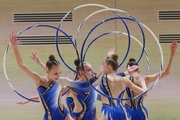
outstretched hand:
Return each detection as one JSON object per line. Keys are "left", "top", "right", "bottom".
{"left": 170, "top": 40, "right": 178, "bottom": 56}
{"left": 30, "top": 50, "right": 40, "bottom": 63}
{"left": 99, "top": 60, "right": 107, "bottom": 74}
{"left": 107, "top": 47, "right": 115, "bottom": 58}
{"left": 9, "top": 31, "right": 20, "bottom": 47}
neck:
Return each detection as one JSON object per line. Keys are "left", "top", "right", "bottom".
{"left": 108, "top": 71, "right": 116, "bottom": 76}
{"left": 45, "top": 74, "right": 54, "bottom": 82}
{"left": 78, "top": 76, "right": 87, "bottom": 82}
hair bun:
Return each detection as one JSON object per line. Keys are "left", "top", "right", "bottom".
{"left": 129, "top": 58, "right": 136, "bottom": 62}
{"left": 111, "top": 54, "right": 118, "bottom": 61}
{"left": 74, "top": 59, "right": 80, "bottom": 66}
{"left": 49, "top": 55, "right": 55, "bottom": 61}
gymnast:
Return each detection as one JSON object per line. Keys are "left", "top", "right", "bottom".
{"left": 9, "top": 31, "right": 105, "bottom": 120}
{"left": 17, "top": 54, "right": 103, "bottom": 120}
{"left": 64, "top": 59, "right": 101, "bottom": 120}
{"left": 122, "top": 40, "right": 178, "bottom": 120}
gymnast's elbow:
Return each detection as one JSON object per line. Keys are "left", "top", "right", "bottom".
{"left": 17, "top": 62, "right": 25, "bottom": 68}
{"left": 164, "top": 71, "right": 170, "bottom": 76}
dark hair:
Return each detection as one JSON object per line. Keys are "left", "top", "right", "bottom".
{"left": 126, "top": 58, "right": 138, "bottom": 68}
{"left": 46, "top": 55, "right": 60, "bottom": 70}
{"left": 105, "top": 54, "right": 119, "bottom": 71}
{"left": 74, "top": 59, "right": 87, "bottom": 76}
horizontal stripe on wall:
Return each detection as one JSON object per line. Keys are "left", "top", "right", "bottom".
{"left": 14, "top": 12, "right": 73, "bottom": 22}
{"left": 17, "top": 35, "right": 73, "bottom": 45}
{"left": 159, "top": 10, "right": 180, "bottom": 20}
{"left": 159, "top": 34, "right": 180, "bottom": 43}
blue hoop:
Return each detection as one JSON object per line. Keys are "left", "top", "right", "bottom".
{"left": 81, "top": 16, "right": 146, "bottom": 67}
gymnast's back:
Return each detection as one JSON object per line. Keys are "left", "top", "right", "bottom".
{"left": 100, "top": 74, "right": 128, "bottom": 120}
{"left": 100, "top": 74, "right": 126, "bottom": 105}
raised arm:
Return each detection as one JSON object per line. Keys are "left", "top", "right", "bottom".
{"left": 107, "top": 47, "right": 115, "bottom": 58}
{"left": 59, "top": 69, "right": 104, "bottom": 88}
{"left": 9, "top": 31, "right": 41, "bottom": 86}
{"left": 59, "top": 60, "right": 106, "bottom": 88}
{"left": 125, "top": 76, "right": 147, "bottom": 96}
{"left": 91, "top": 60, "right": 106, "bottom": 87}
{"left": 145, "top": 40, "right": 178, "bottom": 85}
{"left": 30, "top": 50, "right": 46, "bottom": 72}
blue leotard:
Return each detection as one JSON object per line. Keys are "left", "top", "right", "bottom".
{"left": 66, "top": 87, "right": 97, "bottom": 120}
{"left": 38, "top": 81, "right": 69, "bottom": 120}
{"left": 116, "top": 72, "right": 125, "bottom": 77}
{"left": 37, "top": 75, "right": 98, "bottom": 120}
{"left": 100, "top": 75, "right": 127, "bottom": 120}
{"left": 66, "top": 97, "right": 74, "bottom": 116}
{"left": 116, "top": 72, "right": 148, "bottom": 119}
{"left": 125, "top": 79, "right": 148, "bottom": 120}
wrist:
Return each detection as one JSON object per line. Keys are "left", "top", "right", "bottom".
{"left": 38, "top": 61, "right": 43, "bottom": 65}
{"left": 95, "top": 71, "right": 102, "bottom": 79}
{"left": 170, "top": 53, "right": 175, "bottom": 57}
